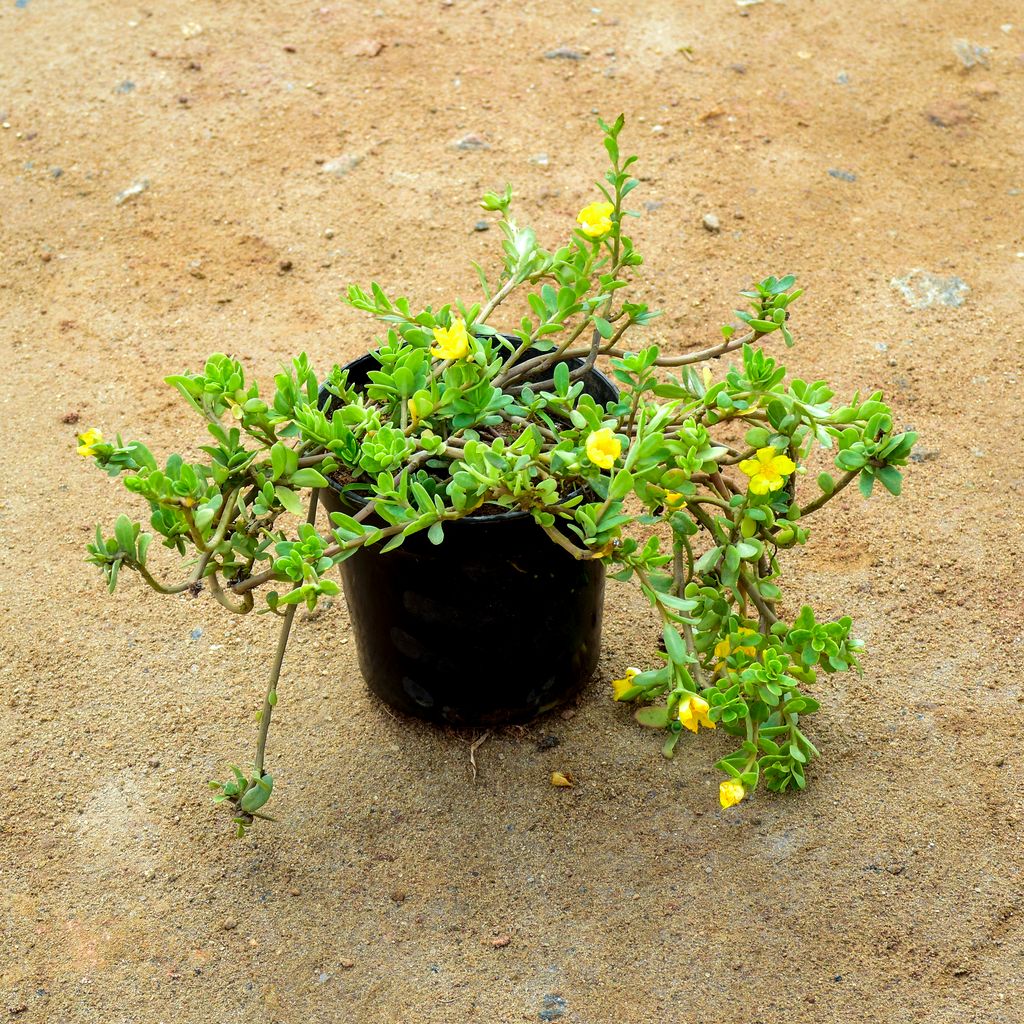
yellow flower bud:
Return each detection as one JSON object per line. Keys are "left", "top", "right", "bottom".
{"left": 719, "top": 778, "right": 746, "bottom": 808}
{"left": 611, "top": 667, "right": 641, "bottom": 701}
{"left": 714, "top": 628, "right": 759, "bottom": 661}
{"left": 430, "top": 318, "right": 470, "bottom": 361}
{"left": 576, "top": 201, "right": 615, "bottom": 239}
{"left": 585, "top": 428, "right": 621, "bottom": 470}
{"left": 738, "top": 446, "right": 797, "bottom": 496}
{"left": 76, "top": 428, "right": 104, "bottom": 458}
{"left": 677, "top": 692, "right": 715, "bottom": 734}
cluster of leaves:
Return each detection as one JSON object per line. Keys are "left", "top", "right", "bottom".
{"left": 81, "top": 114, "right": 913, "bottom": 828}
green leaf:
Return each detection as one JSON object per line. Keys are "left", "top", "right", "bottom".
{"left": 876, "top": 466, "right": 902, "bottom": 496}
{"left": 694, "top": 546, "right": 721, "bottom": 573}
{"left": 270, "top": 444, "right": 287, "bottom": 480}
{"left": 427, "top": 522, "right": 445, "bottom": 545}
{"left": 609, "top": 469, "right": 634, "bottom": 501}
{"left": 662, "top": 625, "right": 687, "bottom": 665}
{"left": 239, "top": 773, "right": 273, "bottom": 813}
{"left": 114, "top": 515, "right": 136, "bottom": 555}
{"left": 662, "top": 730, "right": 682, "bottom": 758}
{"left": 275, "top": 486, "right": 304, "bottom": 516}
{"left": 635, "top": 706, "right": 671, "bottom": 729}
{"left": 289, "top": 468, "right": 330, "bottom": 489}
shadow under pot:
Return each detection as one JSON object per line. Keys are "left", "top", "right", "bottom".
{"left": 317, "top": 350, "right": 619, "bottom": 727}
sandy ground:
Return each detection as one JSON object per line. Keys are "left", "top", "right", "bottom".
{"left": 2, "top": 1, "right": 1024, "bottom": 1021}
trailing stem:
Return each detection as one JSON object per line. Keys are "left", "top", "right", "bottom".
{"left": 252, "top": 489, "right": 320, "bottom": 778}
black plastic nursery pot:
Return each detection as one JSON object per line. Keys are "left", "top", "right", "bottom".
{"left": 318, "top": 351, "right": 618, "bottom": 727}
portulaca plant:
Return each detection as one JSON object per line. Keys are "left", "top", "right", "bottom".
{"left": 79, "top": 116, "right": 914, "bottom": 834}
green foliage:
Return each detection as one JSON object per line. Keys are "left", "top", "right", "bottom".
{"left": 78, "top": 115, "right": 914, "bottom": 830}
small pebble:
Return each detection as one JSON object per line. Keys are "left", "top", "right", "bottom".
{"left": 346, "top": 39, "right": 384, "bottom": 57}
{"left": 450, "top": 133, "right": 489, "bottom": 151}
{"left": 701, "top": 212, "right": 721, "bottom": 232}
{"left": 321, "top": 153, "right": 362, "bottom": 176}
{"left": 473, "top": 220, "right": 490, "bottom": 232}
{"left": 828, "top": 168, "right": 857, "bottom": 182}
{"left": 324, "top": 228, "right": 335, "bottom": 238}
{"left": 114, "top": 179, "right": 149, "bottom": 206}
{"left": 544, "top": 47, "right": 584, "bottom": 60}
{"left": 891, "top": 269, "right": 969, "bottom": 309}
{"left": 339, "top": 958, "right": 355, "bottom": 969}
{"left": 222, "top": 918, "right": 238, "bottom": 931}
{"left": 952, "top": 39, "right": 989, "bottom": 68}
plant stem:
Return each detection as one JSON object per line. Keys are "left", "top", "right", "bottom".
{"left": 799, "top": 470, "right": 857, "bottom": 516}
{"left": 252, "top": 489, "right": 320, "bottom": 778}
{"left": 133, "top": 488, "right": 240, "bottom": 595}
{"left": 478, "top": 275, "right": 518, "bottom": 325}
{"left": 540, "top": 523, "right": 597, "bottom": 560}
{"left": 739, "top": 568, "right": 779, "bottom": 626}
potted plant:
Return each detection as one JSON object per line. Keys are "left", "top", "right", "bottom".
{"left": 79, "top": 116, "right": 915, "bottom": 834}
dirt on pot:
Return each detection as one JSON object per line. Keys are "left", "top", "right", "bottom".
{"left": 2, "top": 1, "right": 1023, "bottom": 1023}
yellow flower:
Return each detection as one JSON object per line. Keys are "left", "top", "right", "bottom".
{"left": 738, "top": 446, "right": 797, "bottom": 496}
{"left": 585, "top": 428, "right": 621, "bottom": 470}
{"left": 576, "top": 201, "right": 615, "bottom": 239}
{"left": 677, "top": 693, "right": 715, "bottom": 734}
{"left": 719, "top": 779, "right": 746, "bottom": 808}
{"left": 430, "top": 318, "right": 470, "bottom": 360}
{"left": 550, "top": 771, "right": 574, "bottom": 787}
{"left": 612, "top": 666, "right": 641, "bottom": 701}
{"left": 76, "top": 428, "right": 104, "bottom": 457}
{"left": 663, "top": 491, "right": 685, "bottom": 508}
{"left": 714, "top": 627, "right": 759, "bottom": 661}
